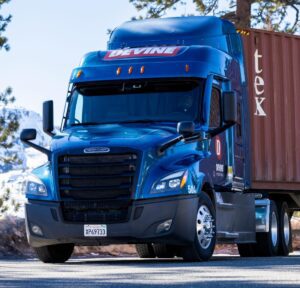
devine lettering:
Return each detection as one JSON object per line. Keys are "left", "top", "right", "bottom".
{"left": 104, "top": 46, "right": 181, "bottom": 60}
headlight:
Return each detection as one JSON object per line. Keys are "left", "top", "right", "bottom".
{"left": 151, "top": 170, "right": 188, "bottom": 194}
{"left": 25, "top": 174, "right": 48, "bottom": 196}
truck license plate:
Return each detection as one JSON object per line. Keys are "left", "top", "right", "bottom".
{"left": 84, "top": 225, "right": 107, "bottom": 237}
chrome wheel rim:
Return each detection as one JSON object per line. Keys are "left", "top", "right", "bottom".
{"left": 271, "top": 211, "right": 278, "bottom": 247}
{"left": 196, "top": 205, "right": 214, "bottom": 249}
{"left": 283, "top": 212, "right": 290, "bottom": 246}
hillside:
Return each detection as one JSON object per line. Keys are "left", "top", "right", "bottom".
{"left": 0, "top": 107, "right": 49, "bottom": 217}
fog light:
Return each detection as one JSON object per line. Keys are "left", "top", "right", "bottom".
{"left": 156, "top": 219, "right": 172, "bottom": 234}
{"left": 31, "top": 224, "right": 43, "bottom": 236}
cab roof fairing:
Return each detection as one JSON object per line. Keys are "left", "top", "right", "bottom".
{"left": 107, "top": 16, "right": 236, "bottom": 52}
{"left": 70, "top": 46, "right": 234, "bottom": 84}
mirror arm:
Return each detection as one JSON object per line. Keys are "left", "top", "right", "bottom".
{"left": 183, "top": 132, "right": 204, "bottom": 143}
{"left": 158, "top": 131, "right": 206, "bottom": 155}
{"left": 21, "top": 139, "right": 51, "bottom": 158}
{"left": 158, "top": 135, "right": 184, "bottom": 155}
{"left": 209, "top": 121, "right": 235, "bottom": 138}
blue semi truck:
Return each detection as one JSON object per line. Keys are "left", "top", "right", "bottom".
{"left": 21, "top": 16, "right": 300, "bottom": 262}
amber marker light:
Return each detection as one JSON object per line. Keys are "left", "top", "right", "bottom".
{"left": 76, "top": 70, "right": 83, "bottom": 78}
{"left": 185, "top": 64, "right": 190, "bottom": 72}
{"left": 128, "top": 66, "right": 133, "bottom": 74}
{"left": 237, "top": 29, "right": 250, "bottom": 36}
{"left": 116, "top": 67, "right": 122, "bottom": 75}
{"left": 140, "top": 66, "right": 145, "bottom": 74}
{"left": 180, "top": 171, "right": 188, "bottom": 188}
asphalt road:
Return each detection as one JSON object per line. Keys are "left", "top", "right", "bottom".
{"left": 0, "top": 253, "right": 300, "bottom": 288}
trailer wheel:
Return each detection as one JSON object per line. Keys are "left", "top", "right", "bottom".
{"left": 255, "top": 200, "right": 279, "bottom": 256}
{"left": 278, "top": 202, "right": 292, "bottom": 256}
{"left": 181, "top": 192, "right": 216, "bottom": 261}
{"left": 237, "top": 243, "right": 256, "bottom": 257}
{"left": 135, "top": 244, "right": 155, "bottom": 258}
{"left": 152, "top": 244, "right": 176, "bottom": 258}
{"left": 34, "top": 243, "right": 74, "bottom": 263}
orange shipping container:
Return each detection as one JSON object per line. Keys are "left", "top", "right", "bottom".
{"left": 242, "top": 29, "right": 300, "bottom": 191}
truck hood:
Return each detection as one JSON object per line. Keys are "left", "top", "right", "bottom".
{"left": 51, "top": 123, "right": 177, "bottom": 153}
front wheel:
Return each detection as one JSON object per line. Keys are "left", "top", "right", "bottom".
{"left": 135, "top": 244, "right": 155, "bottom": 258}
{"left": 34, "top": 243, "right": 74, "bottom": 263}
{"left": 181, "top": 192, "right": 216, "bottom": 261}
{"left": 152, "top": 244, "right": 176, "bottom": 258}
{"left": 237, "top": 243, "right": 256, "bottom": 257}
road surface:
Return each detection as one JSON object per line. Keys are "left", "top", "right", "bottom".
{"left": 0, "top": 253, "right": 300, "bottom": 287}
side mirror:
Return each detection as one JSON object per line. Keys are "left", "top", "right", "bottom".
{"left": 177, "top": 121, "right": 195, "bottom": 138}
{"left": 20, "top": 128, "right": 50, "bottom": 157}
{"left": 209, "top": 91, "right": 237, "bottom": 138}
{"left": 223, "top": 91, "right": 237, "bottom": 124}
{"left": 20, "top": 129, "right": 37, "bottom": 141}
{"left": 43, "top": 100, "right": 55, "bottom": 136}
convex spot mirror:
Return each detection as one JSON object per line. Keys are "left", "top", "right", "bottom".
{"left": 20, "top": 129, "right": 37, "bottom": 141}
{"left": 177, "top": 121, "right": 195, "bottom": 138}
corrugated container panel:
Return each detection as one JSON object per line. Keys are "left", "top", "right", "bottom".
{"left": 242, "top": 29, "right": 300, "bottom": 191}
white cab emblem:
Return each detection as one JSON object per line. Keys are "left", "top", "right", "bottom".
{"left": 84, "top": 147, "right": 110, "bottom": 154}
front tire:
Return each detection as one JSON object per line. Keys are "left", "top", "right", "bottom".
{"left": 237, "top": 243, "right": 256, "bottom": 257}
{"left": 181, "top": 192, "right": 216, "bottom": 261}
{"left": 152, "top": 244, "right": 175, "bottom": 258}
{"left": 135, "top": 244, "right": 155, "bottom": 258}
{"left": 34, "top": 243, "right": 74, "bottom": 263}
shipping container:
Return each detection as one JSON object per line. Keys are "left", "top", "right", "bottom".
{"left": 242, "top": 29, "right": 300, "bottom": 191}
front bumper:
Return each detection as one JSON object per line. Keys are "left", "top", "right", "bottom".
{"left": 25, "top": 195, "right": 199, "bottom": 248}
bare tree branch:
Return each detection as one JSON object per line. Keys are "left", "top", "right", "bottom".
{"left": 129, "top": 0, "right": 300, "bottom": 34}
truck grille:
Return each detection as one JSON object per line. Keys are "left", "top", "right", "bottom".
{"left": 57, "top": 153, "right": 137, "bottom": 223}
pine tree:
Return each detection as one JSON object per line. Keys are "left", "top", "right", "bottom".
{"left": 0, "top": 0, "right": 11, "bottom": 51}
{"left": 0, "top": 0, "right": 20, "bottom": 217}
{"left": 129, "top": 0, "right": 300, "bottom": 34}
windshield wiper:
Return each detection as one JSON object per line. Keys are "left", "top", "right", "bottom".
{"left": 69, "top": 120, "right": 178, "bottom": 126}
{"left": 70, "top": 122, "right": 101, "bottom": 127}
{"left": 119, "top": 120, "right": 178, "bottom": 124}
{"left": 119, "top": 120, "right": 159, "bottom": 124}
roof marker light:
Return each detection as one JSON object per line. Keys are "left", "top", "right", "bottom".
{"left": 128, "top": 66, "right": 133, "bottom": 74}
{"left": 116, "top": 67, "right": 122, "bottom": 75}
{"left": 185, "top": 64, "right": 190, "bottom": 72}
{"left": 237, "top": 29, "right": 250, "bottom": 36}
{"left": 140, "top": 66, "right": 145, "bottom": 74}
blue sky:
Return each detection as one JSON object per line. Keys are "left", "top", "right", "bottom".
{"left": 0, "top": 0, "right": 198, "bottom": 124}
{"left": 0, "top": 1, "right": 297, "bottom": 124}
{"left": 0, "top": 1, "right": 140, "bottom": 123}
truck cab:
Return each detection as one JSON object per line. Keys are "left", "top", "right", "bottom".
{"left": 21, "top": 16, "right": 285, "bottom": 263}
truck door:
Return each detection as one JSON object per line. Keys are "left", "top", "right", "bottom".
{"left": 208, "top": 86, "right": 254, "bottom": 241}
{"left": 209, "top": 87, "right": 228, "bottom": 186}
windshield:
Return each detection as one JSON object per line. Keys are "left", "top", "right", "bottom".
{"left": 64, "top": 79, "right": 203, "bottom": 128}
